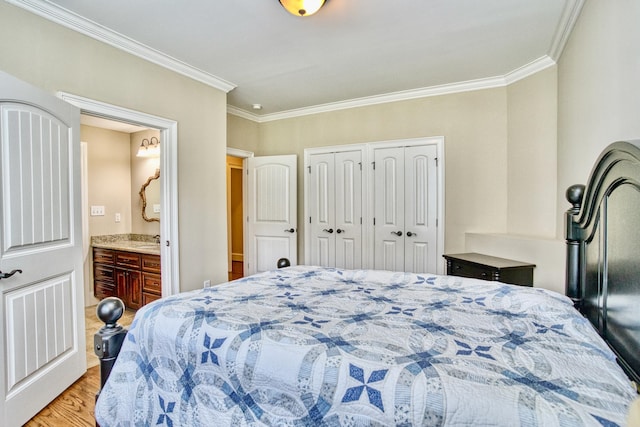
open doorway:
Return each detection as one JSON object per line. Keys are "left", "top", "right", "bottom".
{"left": 226, "top": 148, "right": 254, "bottom": 281}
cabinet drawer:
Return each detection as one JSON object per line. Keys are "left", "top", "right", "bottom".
{"left": 94, "top": 264, "right": 114, "bottom": 282}
{"left": 94, "top": 280, "right": 116, "bottom": 299}
{"left": 93, "top": 248, "right": 114, "bottom": 264}
{"left": 116, "top": 252, "right": 141, "bottom": 269}
{"left": 448, "top": 261, "right": 496, "bottom": 281}
{"left": 141, "top": 254, "right": 161, "bottom": 274}
{"left": 142, "top": 273, "right": 162, "bottom": 295}
{"left": 143, "top": 292, "right": 162, "bottom": 305}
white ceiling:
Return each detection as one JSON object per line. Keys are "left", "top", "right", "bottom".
{"left": 12, "top": 0, "right": 583, "bottom": 120}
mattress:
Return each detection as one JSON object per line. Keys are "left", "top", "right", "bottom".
{"left": 95, "top": 266, "right": 636, "bottom": 426}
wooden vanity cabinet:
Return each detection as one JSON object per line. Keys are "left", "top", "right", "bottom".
{"left": 93, "top": 247, "right": 161, "bottom": 309}
{"left": 141, "top": 254, "right": 162, "bottom": 305}
{"left": 93, "top": 248, "right": 116, "bottom": 300}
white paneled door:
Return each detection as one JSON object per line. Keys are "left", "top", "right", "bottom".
{"left": 245, "top": 155, "right": 297, "bottom": 275}
{"left": 373, "top": 144, "right": 438, "bottom": 273}
{"left": 308, "top": 150, "right": 363, "bottom": 269}
{"left": 0, "top": 71, "right": 85, "bottom": 426}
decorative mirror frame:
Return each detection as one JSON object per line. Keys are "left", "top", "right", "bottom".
{"left": 140, "top": 168, "right": 160, "bottom": 222}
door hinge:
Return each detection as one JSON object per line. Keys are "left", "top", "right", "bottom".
{"left": 247, "top": 216, "right": 249, "bottom": 222}
{"left": 435, "top": 157, "right": 439, "bottom": 167}
{"left": 372, "top": 161, "right": 375, "bottom": 170}
{"left": 373, "top": 218, "right": 376, "bottom": 226}
{"left": 360, "top": 217, "right": 362, "bottom": 225}
{"left": 359, "top": 162, "right": 362, "bottom": 171}
{"left": 436, "top": 218, "right": 439, "bottom": 227}
{"left": 309, "top": 216, "right": 312, "bottom": 224}
{"left": 308, "top": 166, "right": 311, "bottom": 174}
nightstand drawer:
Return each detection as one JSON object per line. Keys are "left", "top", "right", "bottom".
{"left": 443, "top": 253, "right": 535, "bottom": 287}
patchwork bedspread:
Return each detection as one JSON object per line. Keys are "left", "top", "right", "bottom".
{"left": 95, "top": 266, "right": 636, "bottom": 426}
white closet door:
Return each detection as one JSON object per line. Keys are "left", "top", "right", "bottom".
{"left": 334, "top": 150, "right": 362, "bottom": 269}
{"left": 308, "top": 153, "right": 335, "bottom": 267}
{"left": 373, "top": 147, "right": 405, "bottom": 271}
{"left": 404, "top": 145, "right": 438, "bottom": 274}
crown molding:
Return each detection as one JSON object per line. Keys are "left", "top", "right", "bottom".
{"left": 230, "top": 55, "right": 557, "bottom": 123}
{"left": 549, "top": 0, "right": 585, "bottom": 61}
{"left": 7, "top": 0, "right": 236, "bottom": 93}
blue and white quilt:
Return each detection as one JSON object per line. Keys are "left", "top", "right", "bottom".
{"left": 95, "top": 266, "right": 636, "bottom": 426}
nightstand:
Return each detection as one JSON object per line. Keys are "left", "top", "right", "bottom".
{"left": 443, "top": 253, "right": 535, "bottom": 287}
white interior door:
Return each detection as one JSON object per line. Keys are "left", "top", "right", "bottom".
{"left": 373, "top": 147, "right": 405, "bottom": 271}
{"left": 334, "top": 150, "right": 362, "bottom": 269}
{"left": 0, "top": 71, "right": 85, "bottom": 426}
{"left": 404, "top": 145, "right": 438, "bottom": 274}
{"left": 245, "top": 155, "right": 297, "bottom": 275}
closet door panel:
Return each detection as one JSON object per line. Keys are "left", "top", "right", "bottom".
{"left": 373, "top": 147, "right": 404, "bottom": 271}
{"left": 308, "top": 153, "right": 335, "bottom": 267}
{"left": 404, "top": 145, "right": 438, "bottom": 274}
{"left": 335, "top": 150, "right": 362, "bottom": 269}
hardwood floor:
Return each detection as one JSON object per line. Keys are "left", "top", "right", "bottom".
{"left": 228, "top": 260, "right": 244, "bottom": 281}
{"left": 25, "top": 305, "right": 135, "bottom": 426}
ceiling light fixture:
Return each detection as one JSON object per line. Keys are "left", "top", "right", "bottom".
{"left": 279, "top": 0, "right": 326, "bottom": 17}
{"left": 136, "top": 136, "right": 160, "bottom": 158}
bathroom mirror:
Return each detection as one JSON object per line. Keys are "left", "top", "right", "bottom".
{"left": 140, "top": 169, "right": 160, "bottom": 222}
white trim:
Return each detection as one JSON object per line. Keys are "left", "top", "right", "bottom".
{"left": 59, "top": 92, "right": 181, "bottom": 298}
{"left": 8, "top": 0, "right": 236, "bottom": 93}
{"left": 229, "top": 56, "right": 557, "bottom": 123}
{"left": 226, "top": 147, "right": 254, "bottom": 158}
{"left": 548, "top": 0, "right": 585, "bottom": 61}
{"left": 9, "top": 0, "right": 580, "bottom": 121}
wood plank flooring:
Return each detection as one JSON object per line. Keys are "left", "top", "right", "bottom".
{"left": 25, "top": 305, "right": 135, "bottom": 426}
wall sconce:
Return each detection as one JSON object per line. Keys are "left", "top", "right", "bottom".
{"left": 279, "top": 0, "right": 326, "bottom": 17}
{"left": 136, "top": 136, "right": 160, "bottom": 158}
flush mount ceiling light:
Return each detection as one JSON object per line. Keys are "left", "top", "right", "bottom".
{"left": 279, "top": 0, "right": 326, "bottom": 17}
{"left": 137, "top": 136, "right": 160, "bottom": 158}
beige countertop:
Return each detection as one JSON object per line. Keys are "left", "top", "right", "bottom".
{"left": 91, "top": 234, "right": 161, "bottom": 256}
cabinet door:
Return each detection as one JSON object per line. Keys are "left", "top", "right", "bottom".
{"left": 308, "top": 153, "right": 335, "bottom": 267}
{"left": 128, "top": 270, "right": 142, "bottom": 310}
{"left": 334, "top": 150, "right": 362, "bottom": 269}
{"left": 115, "top": 268, "right": 128, "bottom": 307}
{"left": 404, "top": 145, "right": 438, "bottom": 274}
{"left": 373, "top": 147, "right": 405, "bottom": 271}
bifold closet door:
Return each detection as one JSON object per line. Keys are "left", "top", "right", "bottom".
{"left": 308, "top": 151, "right": 362, "bottom": 268}
{"left": 373, "top": 144, "right": 438, "bottom": 273}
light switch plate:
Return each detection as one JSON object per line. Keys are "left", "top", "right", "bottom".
{"left": 90, "top": 205, "right": 105, "bottom": 216}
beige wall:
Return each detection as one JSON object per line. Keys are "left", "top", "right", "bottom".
{"left": 506, "top": 67, "right": 558, "bottom": 238}
{"left": 130, "top": 130, "right": 162, "bottom": 236}
{"left": 557, "top": 0, "right": 640, "bottom": 227}
{"left": 0, "top": 2, "right": 229, "bottom": 291}
{"left": 230, "top": 88, "right": 511, "bottom": 262}
{"left": 83, "top": 125, "right": 132, "bottom": 236}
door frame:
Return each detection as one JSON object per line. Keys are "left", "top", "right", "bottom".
{"left": 58, "top": 92, "right": 180, "bottom": 297}
{"left": 367, "top": 137, "right": 445, "bottom": 274}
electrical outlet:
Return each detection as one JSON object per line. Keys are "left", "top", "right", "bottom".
{"left": 153, "top": 204, "right": 161, "bottom": 213}
{"left": 115, "top": 213, "right": 121, "bottom": 223}
{"left": 90, "top": 205, "right": 105, "bottom": 216}
{"left": 203, "top": 279, "right": 211, "bottom": 288}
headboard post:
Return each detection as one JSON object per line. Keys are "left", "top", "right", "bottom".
{"left": 565, "top": 184, "right": 585, "bottom": 309}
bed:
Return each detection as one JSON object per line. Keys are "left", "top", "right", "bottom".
{"left": 93, "top": 141, "right": 640, "bottom": 426}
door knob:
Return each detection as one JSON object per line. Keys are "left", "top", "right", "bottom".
{"left": 0, "top": 269, "right": 22, "bottom": 279}
{"left": 391, "top": 231, "right": 402, "bottom": 236}
{"left": 336, "top": 229, "right": 344, "bottom": 234}
{"left": 323, "top": 228, "right": 334, "bottom": 234}
{"left": 284, "top": 228, "right": 295, "bottom": 233}
{"left": 406, "top": 231, "right": 417, "bottom": 237}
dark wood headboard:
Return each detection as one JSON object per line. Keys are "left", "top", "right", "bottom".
{"left": 565, "top": 140, "right": 640, "bottom": 386}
